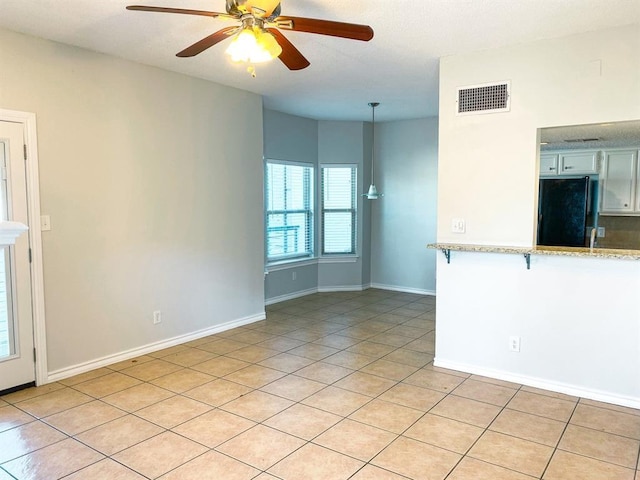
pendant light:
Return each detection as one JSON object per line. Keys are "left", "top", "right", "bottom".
{"left": 364, "top": 102, "right": 383, "bottom": 199}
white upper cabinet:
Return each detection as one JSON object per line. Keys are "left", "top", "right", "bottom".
{"left": 559, "top": 151, "right": 599, "bottom": 175}
{"left": 539, "top": 154, "right": 558, "bottom": 176}
{"left": 600, "top": 149, "right": 638, "bottom": 214}
{"left": 539, "top": 150, "right": 599, "bottom": 176}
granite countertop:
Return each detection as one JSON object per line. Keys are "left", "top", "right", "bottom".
{"left": 427, "top": 243, "right": 640, "bottom": 260}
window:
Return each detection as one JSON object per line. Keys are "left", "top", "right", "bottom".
{"left": 322, "top": 165, "right": 357, "bottom": 255}
{"left": 265, "top": 161, "right": 314, "bottom": 262}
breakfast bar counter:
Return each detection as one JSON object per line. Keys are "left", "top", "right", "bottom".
{"left": 428, "top": 243, "right": 640, "bottom": 268}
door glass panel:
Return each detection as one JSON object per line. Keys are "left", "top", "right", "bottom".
{"left": 0, "top": 248, "right": 14, "bottom": 358}
{"left": 0, "top": 141, "right": 15, "bottom": 360}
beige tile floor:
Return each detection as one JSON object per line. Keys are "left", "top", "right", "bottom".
{"left": 1, "top": 289, "right": 639, "bottom": 479}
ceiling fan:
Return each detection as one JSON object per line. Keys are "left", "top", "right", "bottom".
{"left": 126, "top": 0, "right": 374, "bottom": 71}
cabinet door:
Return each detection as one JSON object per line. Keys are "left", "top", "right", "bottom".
{"left": 540, "top": 154, "right": 558, "bottom": 176}
{"left": 560, "top": 151, "right": 599, "bottom": 174}
{"left": 600, "top": 150, "right": 637, "bottom": 214}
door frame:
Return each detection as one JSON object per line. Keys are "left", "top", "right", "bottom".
{"left": 0, "top": 108, "right": 47, "bottom": 385}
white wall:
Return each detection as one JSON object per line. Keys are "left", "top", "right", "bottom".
{"left": 436, "top": 25, "right": 640, "bottom": 406}
{"left": 438, "top": 24, "right": 640, "bottom": 246}
{"left": 371, "top": 118, "right": 439, "bottom": 294}
{"left": 0, "top": 28, "right": 265, "bottom": 375}
{"left": 436, "top": 254, "right": 640, "bottom": 404}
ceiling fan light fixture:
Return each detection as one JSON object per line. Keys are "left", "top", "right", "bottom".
{"left": 127, "top": 3, "right": 373, "bottom": 71}
{"left": 258, "top": 29, "right": 282, "bottom": 58}
{"left": 225, "top": 26, "right": 281, "bottom": 64}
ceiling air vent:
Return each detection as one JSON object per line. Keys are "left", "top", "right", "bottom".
{"left": 456, "top": 81, "right": 511, "bottom": 115}
{"left": 564, "top": 138, "right": 601, "bottom": 143}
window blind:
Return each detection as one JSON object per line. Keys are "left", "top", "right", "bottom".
{"left": 265, "top": 161, "right": 314, "bottom": 261}
{"left": 322, "top": 166, "right": 357, "bottom": 255}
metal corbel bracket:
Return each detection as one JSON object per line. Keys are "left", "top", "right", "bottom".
{"left": 438, "top": 247, "right": 531, "bottom": 269}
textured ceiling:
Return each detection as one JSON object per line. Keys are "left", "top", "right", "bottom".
{"left": 1, "top": 0, "right": 639, "bottom": 121}
{"left": 541, "top": 120, "right": 640, "bottom": 151}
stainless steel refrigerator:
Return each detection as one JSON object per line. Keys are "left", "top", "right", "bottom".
{"left": 537, "top": 177, "right": 590, "bottom": 247}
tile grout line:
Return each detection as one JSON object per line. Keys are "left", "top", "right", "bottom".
{"left": 450, "top": 382, "right": 547, "bottom": 479}
{"left": 4, "top": 292, "right": 638, "bottom": 480}
{"left": 203, "top": 299, "right": 435, "bottom": 477}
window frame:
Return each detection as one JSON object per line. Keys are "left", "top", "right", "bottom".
{"left": 265, "top": 159, "right": 315, "bottom": 264}
{"left": 321, "top": 164, "right": 358, "bottom": 256}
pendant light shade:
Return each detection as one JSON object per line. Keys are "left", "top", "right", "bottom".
{"left": 364, "top": 102, "right": 383, "bottom": 199}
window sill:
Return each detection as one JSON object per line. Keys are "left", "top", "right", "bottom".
{"left": 266, "top": 258, "right": 318, "bottom": 272}
{"left": 266, "top": 255, "right": 359, "bottom": 272}
{"left": 318, "top": 256, "right": 359, "bottom": 264}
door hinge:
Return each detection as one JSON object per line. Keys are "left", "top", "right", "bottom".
{"left": 23, "top": 144, "right": 27, "bottom": 161}
{"left": 33, "top": 348, "right": 36, "bottom": 362}
{"left": 28, "top": 248, "right": 32, "bottom": 263}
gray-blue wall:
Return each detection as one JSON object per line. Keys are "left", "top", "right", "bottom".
{"left": 371, "top": 118, "right": 439, "bottom": 294}
{"left": 318, "top": 121, "right": 370, "bottom": 291}
{"left": 263, "top": 109, "right": 319, "bottom": 300}
{"left": 264, "top": 109, "right": 438, "bottom": 302}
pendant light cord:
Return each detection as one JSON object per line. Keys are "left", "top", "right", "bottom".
{"left": 369, "top": 102, "right": 379, "bottom": 184}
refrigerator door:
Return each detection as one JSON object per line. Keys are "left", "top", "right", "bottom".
{"left": 538, "top": 177, "right": 589, "bottom": 247}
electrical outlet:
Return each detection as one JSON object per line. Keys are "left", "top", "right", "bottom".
{"left": 451, "top": 218, "right": 466, "bottom": 234}
{"left": 597, "top": 227, "right": 605, "bottom": 238}
{"left": 153, "top": 310, "right": 162, "bottom": 324}
{"left": 509, "top": 336, "right": 521, "bottom": 352}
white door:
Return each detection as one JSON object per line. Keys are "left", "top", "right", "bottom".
{"left": 0, "top": 121, "right": 35, "bottom": 392}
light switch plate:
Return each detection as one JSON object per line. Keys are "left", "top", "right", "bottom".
{"left": 40, "top": 215, "right": 51, "bottom": 231}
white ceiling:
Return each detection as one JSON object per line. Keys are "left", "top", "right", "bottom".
{"left": 541, "top": 120, "right": 640, "bottom": 150}
{"left": 1, "top": 0, "right": 639, "bottom": 121}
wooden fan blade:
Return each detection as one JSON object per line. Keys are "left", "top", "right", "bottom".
{"left": 267, "top": 29, "right": 310, "bottom": 70}
{"left": 126, "top": 5, "right": 234, "bottom": 19}
{"left": 176, "top": 26, "right": 239, "bottom": 57}
{"left": 274, "top": 16, "right": 374, "bottom": 41}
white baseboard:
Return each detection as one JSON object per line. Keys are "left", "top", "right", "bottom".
{"left": 265, "top": 283, "right": 436, "bottom": 306}
{"left": 317, "top": 285, "right": 368, "bottom": 293}
{"left": 265, "top": 288, "right": 319, "bottom": 306}
{"left": 266, "top": 285, "right": 371, "bottom": 305}
{"left": 370, "top": 283, "right": 436, "bottom": 296}
{"left": 46, "top": 312, "right": 266, "bottom": 383}
{"left": 434, "top": 358, "right": 640, "bottom": 410}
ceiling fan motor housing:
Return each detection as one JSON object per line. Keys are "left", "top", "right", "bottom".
{"left": 227, "top": 0, "right": 281, "bottom": 19}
